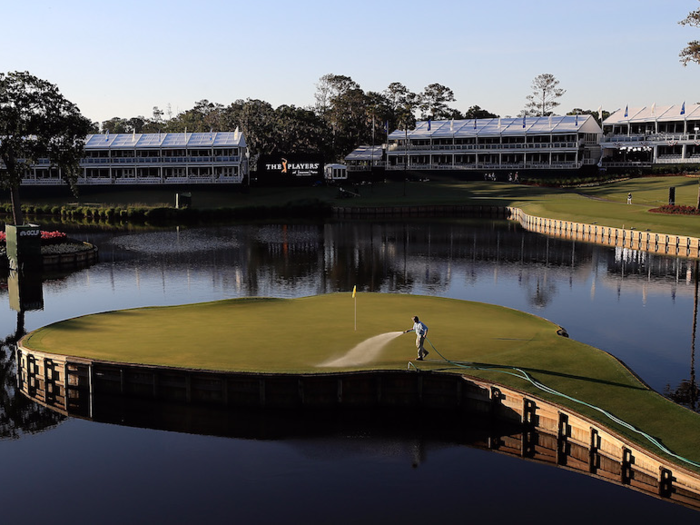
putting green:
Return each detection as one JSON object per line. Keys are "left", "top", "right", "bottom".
{"left": 24, "top": 293, "right": 590, "bottom": 374}
{"left": 21, "top": 293, "right": 700, "bottom": 465}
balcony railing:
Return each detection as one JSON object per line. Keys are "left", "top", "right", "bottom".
{"left": 387, "top": 141, "right": 582, "bottom": 152}
{"left": 386, "top": 161, "right": 582, "bottom": 171}
{"left": 80, "top": 156, "right": 241, "bottom": 165}
{"left": 602, "top": 133, "right": 700, "bottom": 144}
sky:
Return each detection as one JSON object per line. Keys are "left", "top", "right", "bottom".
{"left": 2, "top": 0, "right": 700, "bottom": 126}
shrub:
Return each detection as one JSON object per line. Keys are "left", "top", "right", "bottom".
{"left": 649, "top": 205, "right": 700, "bottom": 215}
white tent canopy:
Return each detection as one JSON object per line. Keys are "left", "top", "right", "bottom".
{"left": 84, "top": 131, "right": 246, "bottom": 150}
{"left": 603, "top": 104, "right": 700, "bottom": 125}
{"left": 388, "top": 115, "right": 600, "bottom": 140}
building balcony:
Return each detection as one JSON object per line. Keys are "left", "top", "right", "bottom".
{"left": 385, "top": 161, "right": 582, "bottom": 171}
{"left": 602, "top": 133, "right": 700, "bottom": 145}
{"left": 387, "top": 141, "right": 583, "bottom": 153}
{"left": 80, "top": 156, "right": 241, "bottom": 166}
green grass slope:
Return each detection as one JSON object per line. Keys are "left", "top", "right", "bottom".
{"left": 21, "top": 293, "right": 700, "bottom": 469}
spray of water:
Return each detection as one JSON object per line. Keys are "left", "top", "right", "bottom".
{"left": 319, "top": 331, "right": 404, "bottom": 367}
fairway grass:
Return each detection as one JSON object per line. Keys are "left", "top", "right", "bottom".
{"left": 21, "top": 293, "right": 700, "bottom": 468}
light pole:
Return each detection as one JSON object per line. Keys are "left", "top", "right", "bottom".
{"left": 403, "top": 124, "right": 409, "bottom": 197}
{"left": 245, "top": 149, "right": 250, "bottom": 187}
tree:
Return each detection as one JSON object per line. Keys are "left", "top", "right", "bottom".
{"left": 325, "top": 87, "right": 371, "bottom": 157}
{"left": 383, "top": 82, "right": 416, "bottom": 132}
{"left": 364, "top": 91, "right": 393, "bottom": 144}
{"left": 680, "top": 3, "right": 700, "bottom": 66}
{"left": 463, "top": 105, "right": 499, "bottom": 119}
{"left": 167, "top": 99, "right": 224, "bottom": 132}
{"left": 567, "top": 108, "right": 610, "bottom": 125}
{"left": 419, "top": 83, "right": 456, "bottom": 120}
{"left": 395, "top": 91, "right": 420, "bottom": 133}
{"left": 272, "top": 105, "right": 329, "bottom": 156}
{"left": 314, "top": 74, "right": 359, "bottom": 116}
{"left": 0, "top": 71, "right": 92, "bottom": 225}
{"left": 101, "top": 117, "right": 130, "bottom": 134}
{"left": 523, "top": 73, "right": 566, "bottom": 117}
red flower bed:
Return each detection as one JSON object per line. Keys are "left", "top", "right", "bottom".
{"left": 649, "top": 205, "right": 700, "bottom": 215}
{"left": 41, "top": 231, "right": 68, "bottom": 244}
{"left": 0, "top": 230, "right": 67, "bottom": 245}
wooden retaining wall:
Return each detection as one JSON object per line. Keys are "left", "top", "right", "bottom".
{"left": 1, "top": 242, "right": 98, "bottom": 271}
{"left": 41, "top": 243, "right": 99, "bottom": 268}
{"left": 507, "top": 207, "right": 700, "bottom": 260}
{"left": 16, "top": 345, "right": 700, "bottom": 511}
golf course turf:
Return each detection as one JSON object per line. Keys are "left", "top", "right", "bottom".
{"left": 20, "top": 293, "right": 700, "bottom": 468}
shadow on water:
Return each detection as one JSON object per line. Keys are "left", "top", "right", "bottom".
{"left": 666, "top": 260, "right": 700, "bottom": 410}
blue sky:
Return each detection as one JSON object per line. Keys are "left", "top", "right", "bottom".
{"left": 2, "top": 0, "right": 699, "bottom": 125}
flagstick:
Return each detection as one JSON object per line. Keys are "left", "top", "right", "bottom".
{"left": 354, "top": 295, "right": 357, "bottom": 331}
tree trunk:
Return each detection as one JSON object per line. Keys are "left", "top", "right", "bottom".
{"left": 9, "top": 184, "right": 24, "bottom": 226}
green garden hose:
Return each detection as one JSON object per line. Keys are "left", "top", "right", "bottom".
{"left": 417, "top": 337, "right": 700, "bottom": 470}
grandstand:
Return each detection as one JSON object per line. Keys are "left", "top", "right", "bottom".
{"left": 383, "top": 115, "right": 602, "bottom": 173}
{"left": 601, "top": 104, "right": 700, "bottom": 168}
{"left": 18, "top": 131, "right": 248, "bottom": 186}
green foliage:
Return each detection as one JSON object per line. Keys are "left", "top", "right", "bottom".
{"left": 463, "top": 105, "right": 499, "bottom": 119}
{"left": 0, "top": 71, "right": 93, "bottom": 224}
{"left": 680, "top": 4, "right": 700, "bottom": 66}
{"left": 419, "top": 83, "right": 456, "bottom": 120}
{"left": 523, "top": 73, "right": 566, "bottom": 117}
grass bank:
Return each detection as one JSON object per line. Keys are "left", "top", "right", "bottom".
{"left": 21, "top": 293, "right": 700, "bottom": 470}
{"left": 3, "top": 175, "right": 700, "bottom": 237}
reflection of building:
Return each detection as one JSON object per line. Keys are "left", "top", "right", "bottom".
{"left": 384, "top": 116, "right": 602, "bottom": 172}
{"left": 601, "top": 104, "right": 700, "bottom": 167}
{"left": 16, "top": 132, "right": 248, "bottom": 186}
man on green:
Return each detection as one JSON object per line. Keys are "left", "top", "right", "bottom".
{"left": 405, "top": 316, "right": 429, "bottom": 360}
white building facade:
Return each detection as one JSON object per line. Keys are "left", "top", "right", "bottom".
{"left": 19, "top": 131, "right": 248, "bottom": 186}
{"left": 384, "top": 116, "right": 602, "bottom": 172}
{"left": 601, "top": 104, "right": 700, "bottom": 168}
{"left": 344, "top": 145, "right": 385, "bottom": 172}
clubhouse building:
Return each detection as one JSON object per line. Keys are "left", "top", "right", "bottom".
{"left": 381, "top": 115, "right": 603, "bottom": 173}
{"left": 18, "top": 131, "right": 248, "bottom": 186}
{"left": 600, "top": 104, "right": 700, "bottom": 168}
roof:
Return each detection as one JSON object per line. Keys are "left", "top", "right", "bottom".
{"left": 388, "top": 115, "right": 600, "bottom": 140}
{"left": 603, "top": 104, "right": 700, "bottom": 125}
{"left": 345, "top": 145, "right": 384, "bottom": 161}
{"left": 84, "top": 131, "right": 246, "bottom": 150}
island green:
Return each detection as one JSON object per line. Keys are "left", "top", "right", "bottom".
{"left": 21, "top": 293, "right": 700, "bottom": 470}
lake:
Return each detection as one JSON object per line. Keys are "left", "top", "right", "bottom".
{"left": 1, "top": 218, "right": 698, "bottom": 523}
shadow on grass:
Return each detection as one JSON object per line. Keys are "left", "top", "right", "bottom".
{"left": 426, "top": 361, "right": 647, "bottom": 392}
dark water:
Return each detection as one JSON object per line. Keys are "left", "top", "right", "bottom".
{"left": 1, "top": 219, "right": 699, "bottom": 523}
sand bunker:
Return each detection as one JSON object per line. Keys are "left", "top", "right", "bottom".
{"left": 319, "top": 331, "right": 404, "bottom": 367}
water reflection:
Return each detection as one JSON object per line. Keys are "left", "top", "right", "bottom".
{"left": 19, "top": 374, "right": 700, "bottom": 514}
{"left": 666, "top": 260, "right": 700, "bottom": 410}
{"left": 0, "top": 269, "right": 64, "bottom": 439}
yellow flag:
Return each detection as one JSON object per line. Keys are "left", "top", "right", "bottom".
{"left": 352, "top": 286, "right": 356, "bottom": 298}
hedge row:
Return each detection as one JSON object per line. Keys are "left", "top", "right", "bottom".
{"left": 522, "top": 174, "right": 629, "bottom": 188}
{"left": 0, "top": 199, "right": 333, "bottom": 225}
